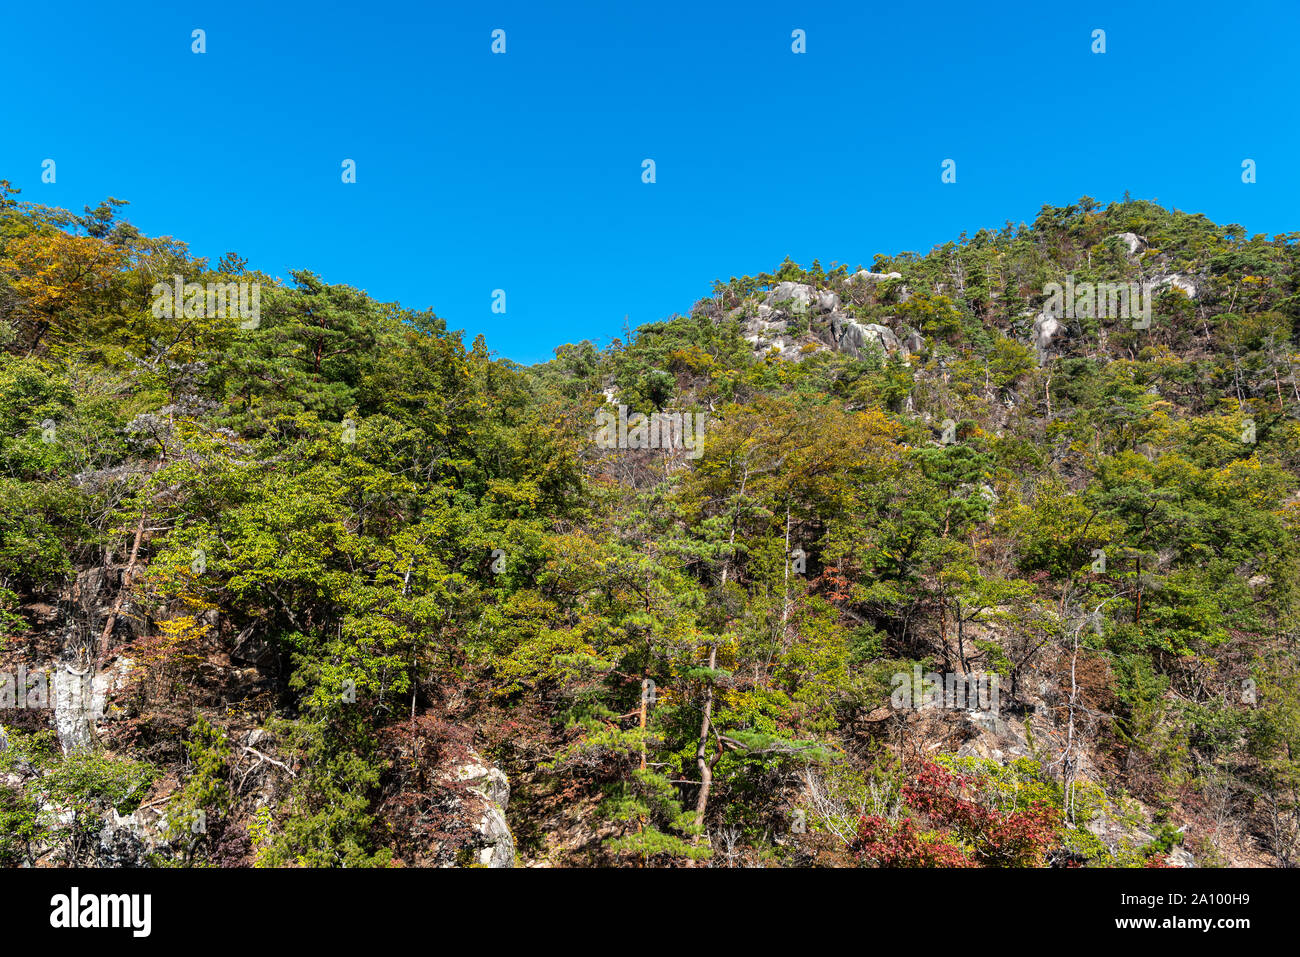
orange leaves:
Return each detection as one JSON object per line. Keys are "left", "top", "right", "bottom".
{"left": 3, "top": 229, "right": 125, "bottom": 311}
{"left": 1, "top": 228, "right": 127, "bottom": 350}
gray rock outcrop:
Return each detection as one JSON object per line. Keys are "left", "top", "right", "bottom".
{"left": 1149, "top": 273, "right": 1197, "bottom": 299}
{"left": 437, "top": 752, "right": 515, "bottom": 868}
{"left": 1110, "top": 232, "right": 1147, "bottom": 258}
{"left": 1031, "top": 312, "right": 1066, "bottom": 361}
{"left": 827, "top": 313, "right": 906, "bottom": 361}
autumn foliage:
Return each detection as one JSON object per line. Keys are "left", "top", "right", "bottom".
{"left": 853, "top": 762, "right": 1061, "bottom": 867}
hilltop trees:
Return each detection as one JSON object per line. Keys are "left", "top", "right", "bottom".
{"left": 1, "top": 190, "right": 1297, "bottom": 867}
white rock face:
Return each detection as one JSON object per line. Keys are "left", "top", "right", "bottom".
{"left": 438, "top": 754, "right": 514, "bottom": 868}
{"left": 848, "top": 270, "right": 911, "bottom": 303}
{"left": 52, "top": 664, "right": 98, "bottom": 753}
{"left": 1111, "top": 232, "right": 1146, "bottom": 258}
{"left": 828, "top": 313, "right": 906, "bottom": 361}
{"left": 97, "top": 804, "right": 174, "bottom": 866}
{"left": 1031, "top": 312, "right": 1066, "bottom": 360}
{"left": 1150, "top": 273, "right": 1198, "bottom": 299}
{"left": 443, "top": 759, "right": 510, "bottom": 808}
{"left": 814, "top": 290, "right": 840, "bottom": 312}
{"left": 51, "top": 657, "right": 134, "bottom": 754}
{"left": 769, "top": 282, "right": 815, "bottom": 312}
{"left": 765, "top": 283, "right": 840, "bottom": 314}
{"left": 735, "top": 280, "right": 916, "bottom": 362}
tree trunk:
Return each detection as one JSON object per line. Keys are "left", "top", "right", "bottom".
{"left": 694, "top": 639, "right": 718, "bottom": 822}
{"left": 639, "top": 674, "right": 649, "bottom": 773}
{"left": 96, "top": 505, "right": 148, "bottom": 662}
{"left": 693, "top": 463, "right": 748, "bottom": 841}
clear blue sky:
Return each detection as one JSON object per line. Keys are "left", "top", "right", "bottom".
{"left": 2, "top": 0, "right": 1297, "bottom": 364}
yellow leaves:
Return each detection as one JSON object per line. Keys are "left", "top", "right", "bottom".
{"left": 2, "top": 229, "right": 125, "bottom": 315}
{"left": 135, "top": 613, "right": 211, "bottom": 669}
{"left": 1206, "top": 455, "right": 1271, "bottom": 507}
{"left": 681, "top": 395, "right": 906, "bottom": 521}
{"left": 156, "top": 614, "right": 208, "bottom": 641}
{"left": 486, "top": 477, "right": 541, "bottom": 510}
{"left": 667, "top": 346, "right": 718, "bottom": 376}
{"left": 1, "top": 228, "right": 132, "bottom": 354}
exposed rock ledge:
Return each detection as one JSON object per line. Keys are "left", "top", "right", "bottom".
{"left": 436, "top": 754, "right": 515, "bottom": 868}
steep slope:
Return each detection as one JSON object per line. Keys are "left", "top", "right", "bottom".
{"left": 2, "top": 186, "right": 1298, "bottom": 868}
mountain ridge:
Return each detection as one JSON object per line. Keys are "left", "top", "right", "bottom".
{"left": 2, "top": 185, "right": 1298, "bottom": 868}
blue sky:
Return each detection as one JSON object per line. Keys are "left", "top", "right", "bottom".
{"left": 2, "top": 0, "right": 1297, "bottom": 364}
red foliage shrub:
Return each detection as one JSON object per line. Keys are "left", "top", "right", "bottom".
{"left": 852, "top": 762, "right": 1061, "bottom": 868}
{"left": 853, "top": 814, "right": 975, "bottom": 867}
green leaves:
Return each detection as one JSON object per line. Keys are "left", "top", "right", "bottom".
{"left": 0, "top": 728, "right": 156, "bottom": 866}
{"left": 4, "top": 188, "right": 1300, "bottom": 868}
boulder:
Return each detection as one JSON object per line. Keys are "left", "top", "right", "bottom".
{"left": 827, "top": 312, "right": 905, "bottom": 360}
{"left": 96, "top": 804, "right": 174, "bottom": 867}
{"left": 1110, "top": 232, "right": 1147, "bottom": 258}
{"left": 768, "top": 282, "right": 815, "bottom": 313}
{"left": 1150, "top": 273, "right": 1198, "bottom": 299}
{"left": 1031, "top": 312, "right": 1066, "bottom": 360}
{"left": 764, "top": 283, "right": 839, "bottom": 315}
{"left": 814, "top": 289, "right": 840, "bottom": 312}
{"left": 436, "top": 752, "right": 515, "bottom": 868}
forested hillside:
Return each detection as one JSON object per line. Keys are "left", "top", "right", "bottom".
{"left": 2, "top": 181, "right": 1298, "bottom": 867}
